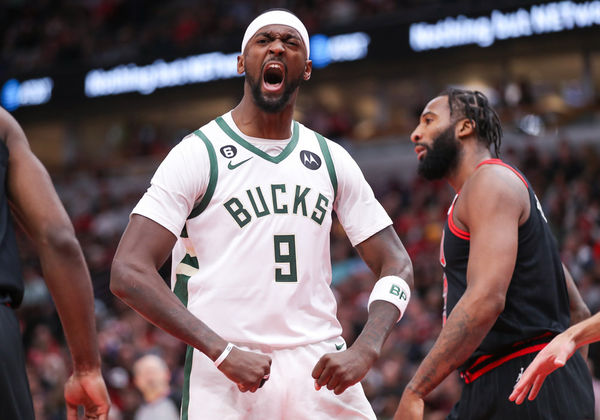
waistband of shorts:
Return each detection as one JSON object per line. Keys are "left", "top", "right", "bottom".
{"left": 460, "top": 332, "right": 556, "bottom": 384}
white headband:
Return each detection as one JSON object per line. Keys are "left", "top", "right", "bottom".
{"left": 241, "top": 10, "right": 310, "bottom": 58}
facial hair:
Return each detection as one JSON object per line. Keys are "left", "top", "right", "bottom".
{"left": 417, "top": 125, "right": 462, "bottom": 180}
{"left": 246, "top": 62, "right": 303, "bottom": 114}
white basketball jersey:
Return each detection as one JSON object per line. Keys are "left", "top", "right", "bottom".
{"left": 133, "top": 112, "right": 392, "bottom": 348}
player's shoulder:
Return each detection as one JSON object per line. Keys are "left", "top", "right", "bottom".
{"left": 298, "top": 122, "right": 352, "bottom": 160}
{"left": 175, "top": 118, "right": 221, "bottom": 149}
{"left": 463, "top": 160, "right": 528, "bottom": 204}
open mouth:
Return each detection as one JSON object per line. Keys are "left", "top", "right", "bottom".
{"left": 262, "top": 62, "right": 285, "bottom": 92}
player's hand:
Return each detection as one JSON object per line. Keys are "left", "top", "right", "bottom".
{"left": 311, "top": 344, "right": 376, "bottom": 395}
{"left": 64, "top": 367, "right": 110, "bottom": 420}
{"left": 394, "top": 387, "right": 424, "bottom": 420}
{"left": 509, "top": 332, "right": 576, "bottom": 404}
{"left": 218, "top": 347, "right": 272, "bottom": 393}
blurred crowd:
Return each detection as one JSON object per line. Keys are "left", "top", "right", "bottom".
{"left": 5, "top": 0, "right": 600, "bottom": 419}
{"left": 15, "top": 127, "right": 600, "bottom": 419}
{"left": 2, "top": 0, "right": 404, "bottom": 76}
{"left": 2, "top": 0, "right": 554, "bottom": 77}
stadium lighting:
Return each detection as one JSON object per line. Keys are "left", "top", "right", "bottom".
{"left": 409, "top": 0, "right": 600, "bottom": 51}
{"left": 1, "top": 77, "right": 54, "bottom": 111}
{"left": 84, "top": 32, "right": 371, "bottom": 98}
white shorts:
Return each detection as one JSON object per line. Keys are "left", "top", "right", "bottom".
{"left": 183, "top": 337, "right": 376, "bottom": 420}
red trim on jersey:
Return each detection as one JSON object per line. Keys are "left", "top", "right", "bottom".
{"left": 461, "top": 343, "right": 548, "bottom": 384}
{"left": 448, "top": 202, "right": 470, "bottom": 240}
{"left": 439, "top": 230, "right": 446, "bottom": 267}
{"left": 475, "top": 158, "right": 529, "bottom": 188}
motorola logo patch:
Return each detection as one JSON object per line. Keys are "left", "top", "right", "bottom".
{"left": 300, "top": 150, "right": 321, "bottom": 170}
{"left": 220, "top": 145, "right": 237, "bottom": 158}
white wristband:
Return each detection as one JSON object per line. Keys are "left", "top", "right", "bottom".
{"left": 214, "top": 343, "right": 235, "bottom": 368}
{"left": 368, "top": 276, "right": 411, "bottom": 322}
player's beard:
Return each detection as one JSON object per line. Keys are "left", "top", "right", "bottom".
{"left": 247, "top": 63, "right": 303, "bottom": 114}
{"left": 417, "top": 124, "right": 462, "bottom": 180}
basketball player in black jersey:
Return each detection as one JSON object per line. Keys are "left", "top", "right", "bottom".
{"left": 0, "top": 108, "right": 110, "bottom": 419}
{"left": 393, "top": 89, "right": 594, "bottom": 420}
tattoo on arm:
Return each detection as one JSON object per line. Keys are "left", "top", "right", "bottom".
{"left": 409, "top": 304, "right": 483, "bottom": 397}
{"left": 354, "top": 301, "right": 399, "bottom": 356}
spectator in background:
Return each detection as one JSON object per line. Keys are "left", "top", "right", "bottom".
{"left": 133, "top": 354, "right": 179, "bottom": 420}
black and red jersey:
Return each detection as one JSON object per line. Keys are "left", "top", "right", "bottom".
{"left": 440, "top": 159, "right": 570, "bottom": 374}
{"left": 0, "top": 141, "right": 23, "bottom": 307}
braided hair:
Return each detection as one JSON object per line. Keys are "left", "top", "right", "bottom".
{"left": 443, "top": 88, "right": 503, "bottom": 158}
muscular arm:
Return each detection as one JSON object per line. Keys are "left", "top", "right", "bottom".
{"left": 2, "top": 110, "right": 100, "bottom": 371}
{"left": 1, "top": 109, "right": 109, "bottom": 417}
{"left": 400, "top": 168, "right": 522, "bottom": 407}
{"left": 312, "top": 225, "right": 413, "bottom": 394}
{"left": 111, "top": 215, "right": 226, "bottom": 358}
{"left": 563, "top": 263, "right": 590, "bottom": 358}
{"left": 353, "top": 225, "right": 414, "bottom": 358}
{"left": 111, "top": 214, "right": 271, "bottom": 390}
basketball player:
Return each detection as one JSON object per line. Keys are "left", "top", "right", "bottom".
{"left": 510, "top": 310, "right": 600, "bottom": 404}
{"left": 111, "top": 9, "right": 413, "bottom": 420}
{"left": 0, "top": 108, "right": 110, "bottom": 419}
{"left": 393, "top": 89, "right": 593, "bottom": 420}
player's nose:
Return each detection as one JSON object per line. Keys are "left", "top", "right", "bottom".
{"left": 269, "top": 39, "right": 285, "bottom": 55}
{"left": 410, "top": 127, "right": 422, "bottom": 144}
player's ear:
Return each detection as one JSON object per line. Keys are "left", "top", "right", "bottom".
{"left": 456, "top": 118, "right": 475, "bottom": 139}
{"left": 237, "top": 55, "right": 245, "bottom": 75}
{"left": 303, "top": 60, "right": 312, "bottom": 81}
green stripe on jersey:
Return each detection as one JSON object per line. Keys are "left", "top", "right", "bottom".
{"left": 173, "top": 262, "right": 194, "bottom": 420}
{"left": 181, "top": 345, "right": 194, "bottom": 420}
{"left": 188, "top": 129, "right": 218, "bottom": 220}
{"left": 315, "top": 133, "right": 338, "bottom": 201}
{"left": 181, "top": 129, "right": 218, "bottom": 236}
{"left": 215, "top": 116, "right": 299, "bottom": 163}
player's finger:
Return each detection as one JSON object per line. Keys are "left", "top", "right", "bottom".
{"left": 334, "top": 382, "right": 350, "bottom": 395}
{"left": 509, "top": 384, "right": 524, "bottom": 402}
{"left": 326, "top": 372, "right": 342, "bottom": 391}
{"left": 528, "top": 374, "right": 546, "bottom": 401}
{"left": 66, "top": 402, "right": 78, "bottom": 420}
{"left": 315, "top": 362, "right": 335, "bottom": 389}
{"left": 312, "top": 354, "right": 328, "bottom": 379}
{"left": 513, "top": 383, "right": 531, "bottom": 405}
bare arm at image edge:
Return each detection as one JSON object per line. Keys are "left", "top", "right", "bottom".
{"left": 0, "top": 108, "right": 110, "bottom": 420}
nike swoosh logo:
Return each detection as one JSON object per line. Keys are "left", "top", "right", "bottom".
{"left": 227, "top": 157, "right": 253, "bottom": 170}
{"left": 335, "top": 343, "right": 344, "bottom": 351}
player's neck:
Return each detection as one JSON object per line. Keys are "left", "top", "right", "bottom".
{"left": 232, "top": 98, "right": 296, "bottom": 140}
{"left": 447, "top": 145, "right": 492, "bottom": 192}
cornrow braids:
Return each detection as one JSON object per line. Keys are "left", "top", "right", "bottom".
{"left": 443, "top": 88, "right": 503, "bottom": 157}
